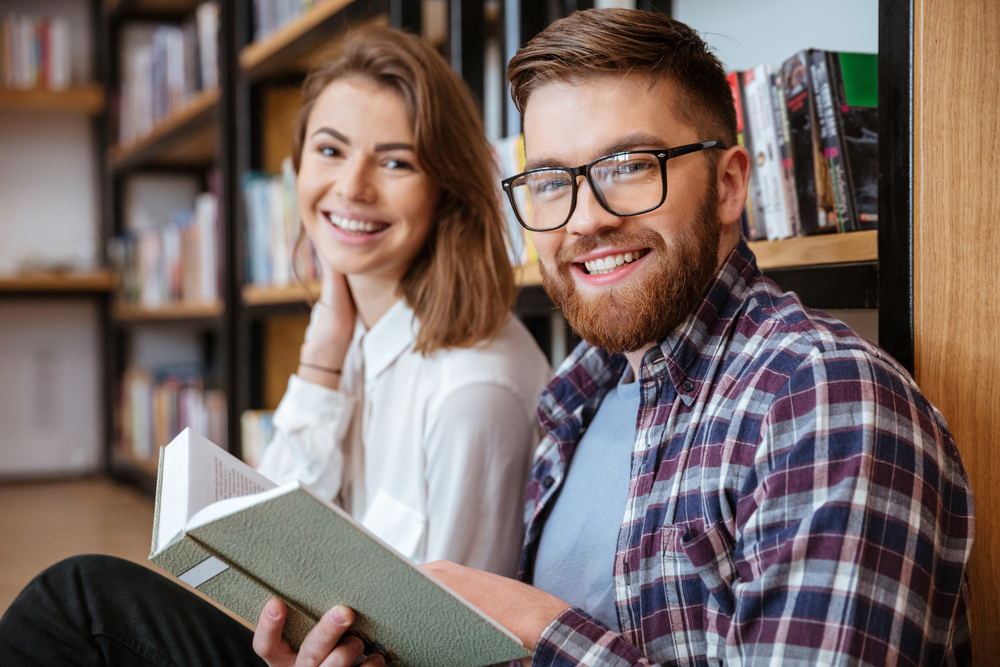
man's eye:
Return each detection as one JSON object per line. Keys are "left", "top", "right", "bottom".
{"left": 534, "top": 178, "right": 570, "bottom": 193}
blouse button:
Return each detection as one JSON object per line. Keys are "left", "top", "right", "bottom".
{"left": 542, "top": 475, "right": 555, "bottom": 488}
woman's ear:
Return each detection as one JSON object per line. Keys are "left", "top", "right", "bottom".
{"left": 716, "top": 144, "right": 752, "bottom": 229}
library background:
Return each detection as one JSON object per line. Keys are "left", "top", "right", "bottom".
{"left": 0, "top": 0, "right": 997, "bottom": 657}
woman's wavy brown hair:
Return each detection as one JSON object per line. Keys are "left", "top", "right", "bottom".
{"left": 292, "top": 26, "right": 514, "bottom": 354}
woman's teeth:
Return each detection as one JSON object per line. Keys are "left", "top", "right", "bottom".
{"left": 326, "top": 213, "right": 388, "bottom": 234}
{"left": 584, "top": 250, "right": 645, "bottom": 275}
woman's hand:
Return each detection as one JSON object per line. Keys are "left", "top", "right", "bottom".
{"left": 297, "top": 257, "right": 356, "bottom": 390}
{"left": 253, "top": 599, "right": 385, "bottom": 667}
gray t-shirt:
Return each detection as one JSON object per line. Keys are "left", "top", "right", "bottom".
{"left": 533, "top": 368, "right": 640, "bottom": 631}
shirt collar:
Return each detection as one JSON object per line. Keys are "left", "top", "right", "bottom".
{"left": 358, "top": 299, "right": 419, "bottom": 381}
{"left": 538, "top": 238, "right": 760, "bottom": 430}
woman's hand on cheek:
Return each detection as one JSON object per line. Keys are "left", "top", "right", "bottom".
{"left": 253, "top": 599, "right": 385, "bottom": 667}
{"left": 297, "top": 255, "right": 355, "bottom": 390}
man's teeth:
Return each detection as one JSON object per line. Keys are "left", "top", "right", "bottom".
{"left": 327, "top": 213, "right": 386, "bottom": 233}
{"left": 584, "top": 251, "right": 642, "bottom": 275}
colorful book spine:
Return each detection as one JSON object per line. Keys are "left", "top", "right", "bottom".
{"left": 742, "top": 65, "right": 793, "bottom": 240}
{"left": 0, "top": 14, "right": 72, "bottom": 90}
{"left": 768, "top": 69, "right": 800, "bottom": 236}
{"left": 809, "top": 50, "right": 856, "bottom": 233}
{"left": 727, "top": 71, "right": 763, "bottom": 241}
{"left": 830, "top": 51, "right": 879, "bottom": 231}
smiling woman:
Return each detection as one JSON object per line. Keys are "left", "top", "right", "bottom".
{"left": 0, "top": 25, "right": 553, "bottom": 667}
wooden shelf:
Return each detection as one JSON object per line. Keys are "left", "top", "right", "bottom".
{"left": 243, "top": 281, "right": 320, "bottom": 307}
{"left": 104, "top": 0, "right": 202, "bottom": 18}
{"left": 240, "top": 0, "right": 388, "bottom": 81}
{"left": 0, "top": 85, "right": 106, "bottom": 115}
{"left": 0, "top": 269, "right": 116, "bottom": 293}
{"left": 112, "top": 300, "right": 223, "bottom": 322}
{"left": 749, "top": 229, "right": 878, "bottom": 270}
{"left": 108, "top": 88, "right": 218, "bottom": 171}
{"left": 514, "top": 262, "right": 543, "bottom": 287}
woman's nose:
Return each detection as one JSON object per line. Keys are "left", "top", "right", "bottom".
{"left": 334, "top": 158, "right": 377, "bottom": 203}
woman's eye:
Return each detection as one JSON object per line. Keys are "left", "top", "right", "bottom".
{"left": 385, "top": 158, "right": 415, "bottom": 171}
{"left": 318, "top": 145, "right": 341, "bottom": 158}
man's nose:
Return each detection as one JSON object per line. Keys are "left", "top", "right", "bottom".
{"left": 564, "top": 176, "right": 623, "bottom": 236}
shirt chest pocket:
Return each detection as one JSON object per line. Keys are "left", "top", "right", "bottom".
{"left": 660, "top": 521, "right": 739, "bottom": 662}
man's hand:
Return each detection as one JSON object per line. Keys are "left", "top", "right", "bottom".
{"left": 253, "top": 599, "right": 385, "bottom": 667}
{"left": 421, "top": 560, "right": 570, "bottom": 661}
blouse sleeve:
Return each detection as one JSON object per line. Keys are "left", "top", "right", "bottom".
{"left": 255, "top": 373, "right": 357, "bottom": 500}
{"left": 422, "top": 382, "right": 539, "bottom": 577}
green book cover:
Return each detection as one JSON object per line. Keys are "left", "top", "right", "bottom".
{"left": 150, "top": 429, "right": 530, "bottom": 667}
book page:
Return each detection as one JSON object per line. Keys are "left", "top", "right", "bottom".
{"left": 156, "top": 428, "right": 277, "bottom": 552}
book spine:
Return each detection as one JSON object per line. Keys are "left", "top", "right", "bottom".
{"left": 781, "top": 50, "right": 829, "bottom": 235}
{"left": 743, "top": 65, "right": 794, "bottom": 240}
{"left": 809, "top": 50, "right": 856, "bottom": 233}
{"left": 769, "top": 70, "right": 800, "bottom": 236}
{"left": 830, "top": 51, "right": 880, "bottom": 230}
{"left": 727, "top": 70, "right": 763, "bottom": 241}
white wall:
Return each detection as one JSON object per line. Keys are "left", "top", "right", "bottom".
{"left": 672, "top": 0, "right": 878, "bottom": 71}
{"left": 0, "top": 300, "right": 102, "bottom": 476}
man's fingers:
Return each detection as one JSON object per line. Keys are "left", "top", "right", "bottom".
{"left": 299, "top": 605, "right": 365, "bottom": 667}
{"left": 253, "top": 599, "right": 295, "bottom": 666}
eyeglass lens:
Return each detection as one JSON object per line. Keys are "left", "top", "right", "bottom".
{"left": 508, "top": 152, "right": 663, "bottom": 231}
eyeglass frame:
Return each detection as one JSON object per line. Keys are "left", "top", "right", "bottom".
{"left": 500, "top": 140, "right": 727, "bottom": 233}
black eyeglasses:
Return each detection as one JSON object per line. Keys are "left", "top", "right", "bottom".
{"left": 501, "top": 140, "right": 726, "bottom": 232}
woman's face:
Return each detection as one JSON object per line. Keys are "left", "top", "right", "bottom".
{"left": 297, "top": 76, "right": 440, "bottom": 283}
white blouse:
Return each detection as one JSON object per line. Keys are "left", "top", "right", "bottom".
{"left": 257, "top": 299, "right": 552, "bottom": 577}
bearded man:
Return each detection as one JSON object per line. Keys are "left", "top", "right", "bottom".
{"left": 398, "top": 9, "right": 972, "bottom": 667}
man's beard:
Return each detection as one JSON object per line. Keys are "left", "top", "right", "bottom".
{"left": 540, "top": 187, "right": 722, "bottom": 355}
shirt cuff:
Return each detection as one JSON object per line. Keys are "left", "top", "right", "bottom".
{"left": 533, "top": 606, "right": 647, "bottom": 666}
{"left": 272, "top": 373, "right": 355, "bottom": 431}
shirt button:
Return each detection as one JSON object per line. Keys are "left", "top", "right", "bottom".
{"left": 542, "top": 475, "right": 555, "bottom": 488}
{"left": 683, "top": 380, "right": 695, "bottom": 392}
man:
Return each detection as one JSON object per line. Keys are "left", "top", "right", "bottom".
{"left": 404, "top": 9, "right": 971, "bottom": 666}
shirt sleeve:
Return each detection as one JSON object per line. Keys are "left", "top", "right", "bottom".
{"left": 531, "top": 347, "right": 973, "bottom": 667}
{"left": 422, "top": 382, "right": 538, "bottom": 577}
{"left": 255, "top": 373, "right": 357, "bottom": 501}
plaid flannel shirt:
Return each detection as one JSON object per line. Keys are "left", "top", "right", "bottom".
{"left": 520, "top": 239, "right": 973, "bottom": 666}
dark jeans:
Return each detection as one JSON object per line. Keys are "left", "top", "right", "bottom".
{"left": 0, "top": 555, "right": 267, "bottom": 666}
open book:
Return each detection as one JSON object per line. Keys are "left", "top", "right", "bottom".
{"left": 150, "top": 428, "right": 530, "bottom": 666}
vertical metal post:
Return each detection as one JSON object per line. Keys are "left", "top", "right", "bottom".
{"left": 390, "top": 0, "right": 422, "bottom": 31}
{"left": 450, "top": 0, "right": 486, "bottom": 106}
{"left": 877, "top": 0, "right": 914, "bottom": 373}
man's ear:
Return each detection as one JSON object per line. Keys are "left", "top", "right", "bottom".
{"left": 716, "top": 144, "right": 752, "bottom": 228}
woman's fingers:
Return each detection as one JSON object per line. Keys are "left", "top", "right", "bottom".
{"left": 253, "top": 599, "right": 296, "bottom": 666}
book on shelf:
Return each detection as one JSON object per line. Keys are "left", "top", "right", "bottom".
{"left": 252, "top": 0, "right": 318, "bottom": 42}
{"left": 727, "top": 71, "right": 764, "bottom": 241}
{"left": 742, "top": 66, "right": 793, "bottom": 240}
{"left": 491, "top": 133, "right": 538, "bottom": 266}
{"left": 118, "top": 367, "right": 227, "bottom": 462}
{"left": 768, "top": 67, "right": 802, "bottom": 237}
{"left": 808, "top": 50, "right": 856, "bottom": 233}
{"left": 828, "top": 51, "right": 878, "bottom": 231}
{"left": 110, "top": 189, "right": 221, "bottom": 307}
{"left": 240, "top": 409, "right": 274, "bottom": 469}
{"left": 0, "top": 14, "right": 71, "bottom": 90}
{"left": 151, "top": 428, "right": 531, "bottom": 665}
{"left": 243, "top": 157, "right": 320, "bottom": 289}
{"left": 780, "top": 49, "right": 839, "bottom": 236}
{"left": 117, "top": 2, "right": 219, "bottom": 146}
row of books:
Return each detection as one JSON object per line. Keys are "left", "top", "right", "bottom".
{"left": 118, "top": 366, "right": 227, "bottom": 462}
{"left": 730, "top": 49, "right": 878, "bottom": 241}
{"left": 253, "top": 0, "right": 318, "bottom": 42}
{"left": 117, "top": 2, "right": 219, "bottom": 146}
{"left": 110, "top": 191, "right": 222, "bottom": 307}
{"left": 243, "top": 158, "right": 320, "bottom": 287}
{"left": 491, "top": 134, "right": 539, "bottom": 266}
{"left": 240, "top": 409, "right": 275, "bottom": 469}
{"left": 1, "top": 14, "right": 72, "bottom": 90}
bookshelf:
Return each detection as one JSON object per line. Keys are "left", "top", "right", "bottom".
{"left": 0, "top": 270, "right": 116, "bottom": 294}
{"left": 111, "top": 300, "right": 224, "bottom": 322}
{"left": 0, "top": 85, "right": 106, "bottom": 115}
{"left": 108, "top": 87, "right": 219, "bottom": 171}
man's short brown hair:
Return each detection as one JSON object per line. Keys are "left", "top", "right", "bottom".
{"left": 507, "top": 9, "right": 737, "bottom": 149}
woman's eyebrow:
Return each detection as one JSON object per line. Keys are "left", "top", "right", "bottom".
{"left": 374, "top": 142, "right": 416, "bottom": 152}
{"left": 311, "top": 127, "right": 350, "bottom": 143}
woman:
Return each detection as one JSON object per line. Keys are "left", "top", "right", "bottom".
{"left": 256, "top": 26, "right": 551, "bottom": 577}
{"left": 0, "top": 26, "right": 550, "bottom": 667}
